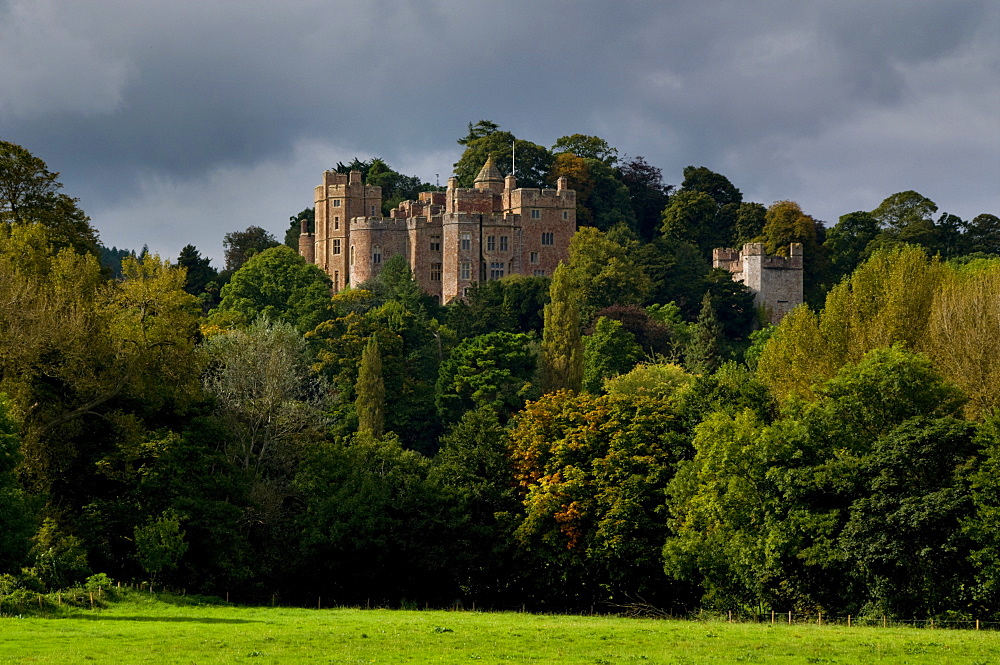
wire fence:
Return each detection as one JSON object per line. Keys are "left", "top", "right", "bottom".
{"left": 3, "top": 584, "right": 998, "bottom": 632}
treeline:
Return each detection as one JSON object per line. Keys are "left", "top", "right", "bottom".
{"left": 0, "top": 134, "right": 998, "bottom": 619}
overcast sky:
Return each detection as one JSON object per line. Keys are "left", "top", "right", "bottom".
{"left": 2, "top": 0, "right": 998, "bottom": 263}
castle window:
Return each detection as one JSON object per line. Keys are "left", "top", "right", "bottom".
{"left": 430, "top": 263, "right": 442, "bottom": 281}
{"left": 487, "top": 235, "right": 496, "bottom": 251}
{"left": 562, "top": 211, "right": 568, "bottom": 220}
{"left": 541, "top": 232, "right": 554, "bottom": 246}
{"left": 334, "top": 216, "right": 340, "bottom": 229}
{"left": 371, "top": 205, "right": 377, "bottom": 216}
{"left": 463, "top": 287, "right": 471, "bottom": 297}
{"left": 372, "top": 244, "right": 382, "bottom": 264}
{"left": 489, "top": 262, "right": 504, "bottom": 280}
{"left": 533, "top": 270, "right": 545, "bottom": 277}
{"left": 333, "top": 239, "right": 341, "bottom": 255}
{"left": 430, "top": 235, "right": 441, "bottom": 251}
{"left": 333, "top": 199, "right": 341, "bottom": 207}
{"left": 531, "top": 209, "right": 541, "bottom": 219}
{"left": 530, "top": 251, "right": 538, "bottom": 264}
{"left": 334, "top": 270, "right": 340, "bottom": 290}
{"left": 460, "top": 232, "right": 471, "bottom": 251}
{"left": 499, "top": 236, "right": 508, "bottom": 252}
{"left": 350, "top": 245, "right": 355, "bottom": 266}
{"left": 460, "top": 262, "right": 471, "bottom": 280}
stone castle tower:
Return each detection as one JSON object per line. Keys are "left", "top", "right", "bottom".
{"left": 301, "top": 157, "right": 576, "bottom": 303}
{"left": 713, "top": 243, "right": 803, "bottom": 324}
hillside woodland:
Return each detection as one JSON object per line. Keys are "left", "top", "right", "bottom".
{"left": 1, "top": 127, "right": 999, "bottom": 619}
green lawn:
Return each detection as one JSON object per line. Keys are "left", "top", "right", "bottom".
{"left": 0, "top": 595, "right": 997, "bottom": 664}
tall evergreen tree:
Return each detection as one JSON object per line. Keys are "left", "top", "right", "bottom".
{"left": 685, "top": 292, "right": 723, "bottom": 375}
{"left": 540, "top": 263, "right": 583, "bottom": 393}
{"left": 355, "top": 336, "right": 385, "bottom": 437}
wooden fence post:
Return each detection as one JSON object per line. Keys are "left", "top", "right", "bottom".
{"left": 771, "top": 611, "right": 775, "bottom": 625}
{"left": 883, "top": 615, "right": 887, "bottom": 628}
{"left": 848, "top": 614, "right": 851, "bottom": 628}
{"left": 788, "top": 611, "right": 792, "bottom": 625}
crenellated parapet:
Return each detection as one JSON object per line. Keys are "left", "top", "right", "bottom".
{"left": 301, "top": 158, "right": 576, "bottom": 304}
{"left": 714, "top": 242, "right": 804, "bottom": 324}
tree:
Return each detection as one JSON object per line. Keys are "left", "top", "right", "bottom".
{"left": 284, "top": 208, "right": 315, "bottom": 249}
{"left": 823, "top": 211, "right": 881, "bottom": 285}
{"left": 964, "top": 214, "right": 1000, "bottom": 255}
{"left": 435, "top": 332, "right": 537, "bottom": 424}
{"left": 871, "top": 190, "right": 938, "bottom": 233}
{"left": 565, "top": 226, "right": 651, "bottom": 320}
{"left": 732, "top": 202, "right": 767, "bottom": 247}
{"left": 445, "top": 275, "right": 550, "bottom": 339}
{"left": 762, "top": 200, "right": 829, "bottom": 303}
{"left": 0, "top": 394, "right": 33, "bottom": 573}
{"left": 617, "top": 156, "right": 672, "bottom": 241}
{"left": 660, "top": 190, "right": 721, "bottom": 255}
{"left": 684, "top": 293, "right": 723, "bottom": 375}
{"left": 509, "top": 391, "right": 693, "bottom": 608}
{"left": 212, "top": 245, "right": 332, "bottom": 332}
{"left": 552, "top": 134, "right": 618, "bottom": 165}
{"left": 134, "top": 509, "right": 189, "bottom": 585}
{"left": 201, "top": 318, "right": 327, "bottom": 476}
{"left": 355, "top": 336, "right": 386, "bottom": 437}
{"left": 453, "top": 121, "right": 553, "bottom": 189}
{"left": 582, "top": 317, "right": 643, "bottom": 393}
{"left": 176, "top": 244, "right": 218, "bottom": 297}
{"left": 0, "top": 140, "right": 99, "bottom": 255}
{"left": 222, "top": 225, "right": 280, "bottom": 273}
{"left": 540, "top": 264, "right": 583, "bottom": 393}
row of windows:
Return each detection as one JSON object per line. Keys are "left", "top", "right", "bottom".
{"left": 333, "top": 244, "right": 552, "bottom": 264}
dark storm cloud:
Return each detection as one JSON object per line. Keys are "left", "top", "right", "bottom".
{"left": 1, "top": 0, "right": 996, "bottom": 260}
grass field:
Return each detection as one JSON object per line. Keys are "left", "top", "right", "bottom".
{"left": 1, "top": 593, "right": 997, "bottom": 664}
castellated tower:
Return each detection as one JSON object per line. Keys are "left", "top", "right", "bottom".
{"left": 713, "top": 243, "right": 804, "bottom": 325}
{"left": 302, "top": 157, "right": 576, "bottom": 303}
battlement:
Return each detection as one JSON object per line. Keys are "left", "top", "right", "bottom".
{"left": 714, "top": 243, "right": 804, "bottom": 324}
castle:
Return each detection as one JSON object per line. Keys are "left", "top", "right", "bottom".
{"left": 299, "top": 157, "right": 576, "bottom": 303}
{"left": 713, "top": 242, "right": 803, "bottom": 324}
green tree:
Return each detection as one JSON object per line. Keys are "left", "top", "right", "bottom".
{"left": 355, "top": 336, "right": 386, "bottom": 437}
{"left": 293, "top": 432, "right": 458, "bottom": 603}
{"left": 201, "top": 318, "right": 327, "bottom": 476}
{"left": 0, "top": 394, "right": 33, "bottom": 573}
{"left": 0, "top": 140, "right": 99, "bottom": 255}
{"left": 176, "top": 244, "right": 218, "bottom": 297}
{"left": 565, "top": 226, "right": 651, "bottom": 320}
{"left": 222, "top": 225, "right": 280, "bottom": 273}
{"left": 552, "top": 134, "right": 618, "bottom": 165}
{"left": 445, "top": 275, "right": 550, "bottom": 339}
{"left": 540, "top": 264, "right": 584, "bottom": 393}
{"left": 134, "top": 509, "right": 189, "bottom": 585}
{"left": 284, "top": 207, "right": 315, "bottom": 248}
{"left": 29, "top": 518, "right": 91, "bottom": 589}
{"left": 435, "top": 332, "right": 537, "bottom": 424}
{"left": 684, "top": 293, "right": 723, "bottom": 375}
{"left": 617, "top": 156, "right": 672, "bottom": 241}
{"left": 454, "top": 121, "right": 554, "bottom": 189}
{"left": 212, "top": 245, "right": 332, "bottom": 332}
{"left": 582, "top": 317, "right": 644, "bottom": 393}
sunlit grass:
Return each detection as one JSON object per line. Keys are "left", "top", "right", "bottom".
{"left": 0, "top": 593, "right": 997, "bottom": 664}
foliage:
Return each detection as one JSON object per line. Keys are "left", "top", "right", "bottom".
{"left": 509, "top": 391, "right": 693, "bottom": 607}
{"left": 684, "top": 293, "right": 723, "bottom": 375}
{"left": 284, "top": 207, "right": 315, "bottom": 248}
{"left": 454, "top": 120, "right": 554, "bottom": 189}
{"left": 0, "top": 394, "right": 34, "bottom": 573}
{"left": 582, "top": 317, "right": 643, "bottom": 393}
{"left": 0, "top": 140, "right": 100, "bottom": 255}
{"left": 445, "top": 275, "right": 549, "bottom": 339}
{"left": 134, "top": 509, "right": 189, "bottom": 584}
{"left": 435, "top": 332, "right": 537, "bottom": 424}
{"left": 212, "top": 245, "right": 332, "bottom": 332}
{"left": 355, "top": 336, "right": 386, "bottom": 437}
{"left": 604, "top": 362, "right": 694, "bottom": 400}
{"left": 539, "top": 264, "right": 583, "bottom": 394}
{"left": 222, "top": 225, "right": 279, "bottom": 273}
{"left": 565, "top": 226, "right": 651, "bottom": 320}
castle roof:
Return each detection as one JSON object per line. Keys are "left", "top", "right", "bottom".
{"left": 474, "top": 155, "right": 503, "bottom": 184}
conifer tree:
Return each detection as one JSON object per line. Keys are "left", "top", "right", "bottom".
{"left": 685, "top": 292, "right": 723, "bottom": 375}
{"left": 355, "top": 336, "right": 385, "bottom": 437}
{"left": 540, "top": 263, "right": 584, "bottom": 393}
